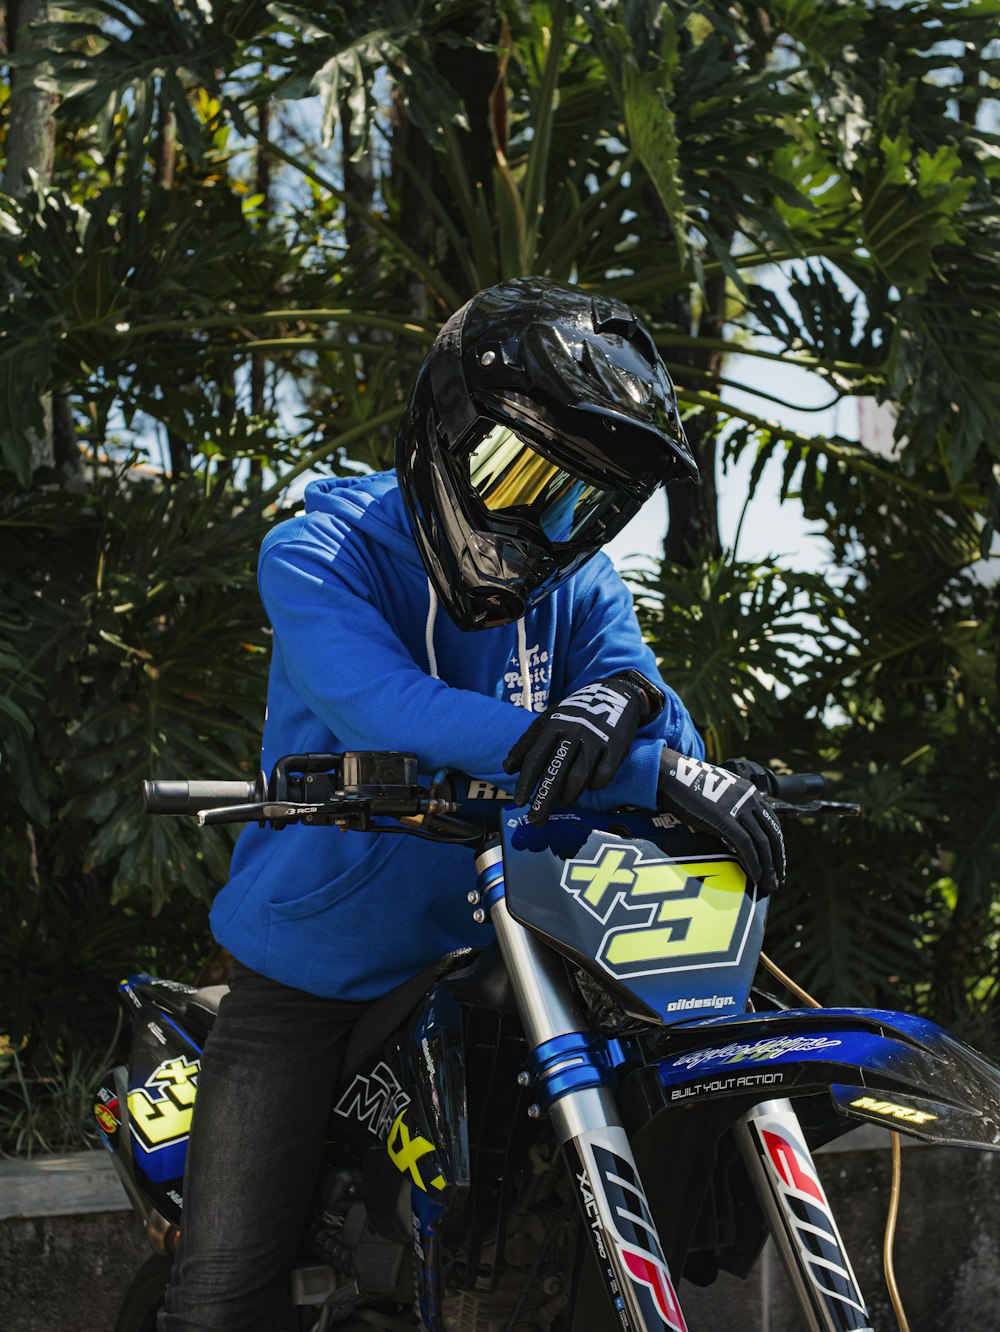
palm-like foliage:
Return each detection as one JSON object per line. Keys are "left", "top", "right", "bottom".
{"left": 3, "top": 12, "right": 995, "bottom": 411}
{"left": 0, "top": 466, "right": 283, "bottom": 1147}
{"left": 632, "top": 432, "right": 998, "bottom": 1025}
{"left": 0, "top": 468, "right": 278, "bottom": 907}
{"left": 0, "top": 0, "right": 998, "bottom": 1132}
{"left": 628, "top": 552, "right": 845, "bottom": 760}
{"left": 5, "top": 2, "right": 997, "bottom": 538}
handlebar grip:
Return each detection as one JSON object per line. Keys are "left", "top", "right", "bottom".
{"left": 770, "top": 772, "right": 827, "bottom": 802}
{"left": 142, "top": 780, "right": 258, "bottom": 815}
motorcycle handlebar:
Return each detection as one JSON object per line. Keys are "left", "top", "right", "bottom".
{"left": 722, "top": 759, "right": 827, "bottom": 803}
{"left": 142, "top": 779, "right": 259, "bottom": 815}
{"left": 141, "top": 754, "right": 841, "bottom": 833}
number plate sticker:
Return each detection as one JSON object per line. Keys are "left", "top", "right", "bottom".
{"left": 502, "top": 812, "right": 767, "bottom": 1023}
{"left": 562, "top": 844, "right": 751, "bottom": 979}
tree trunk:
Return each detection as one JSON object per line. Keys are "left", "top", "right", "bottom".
{"left": 246, "top": 84, "right": 271, "bottom": 488}
{"left": 390, "top": 3, "right": 501, "bottom": 314}
{"left": 658, "top": 11, "right": 775, "bottom": 567}
{"left": 662, "top": 262, "right": 729, "bottom": 566}
{"left": 649, "top": 244, "right": 731, "bottom": 567}
{"left": 250, "top": 89, "right": 271, "bottom": 420}
{"left": 52, "top": 390, "right": 84, "bottom": 483}
{"left": 3, "top": 0, "right": 56, "bottom": 193}
{"left": 931, "top": 902, "right": 987, "bottom": 1025}
{"left": 339, "top": 92, "right": 377, "bottom": 287}
{"left": 149, "top": 93, "right": 193, "bottom": 480}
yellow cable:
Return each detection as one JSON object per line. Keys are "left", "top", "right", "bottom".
{"left": 883, "top": 1132, "right": 911, "bottom": 1332}
{"left": 760, "top": 951, "right": 821, "bottom": 1009}
{"left": 759, "top": 953, "right": 911, "bottom": 1332}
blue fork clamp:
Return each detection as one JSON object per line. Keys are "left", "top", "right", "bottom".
{"left": 476, "top": 859, "right": 507, "bottom": 913}
{"left": 527, "top": 1031, "right": 635, "bottom": 1110}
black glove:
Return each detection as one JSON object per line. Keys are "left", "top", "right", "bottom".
{"left": 503, "top": 676, "right": 650, "bottom": 825}
{"left": 657, "top": 749, "right": 786, "bottom": 895}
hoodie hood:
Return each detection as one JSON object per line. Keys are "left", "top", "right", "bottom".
{"left": 304, "top": 470, "right": 424, "bottom": 569}
{"left": 305, "top": 472, "right": 536, "bottom": 700}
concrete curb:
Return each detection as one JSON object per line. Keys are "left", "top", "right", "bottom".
{"left": 0, "top": 1150, "right": 129, "bottom": 1221}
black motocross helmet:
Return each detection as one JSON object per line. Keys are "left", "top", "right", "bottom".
{"left": 395, "top": 276, "right": 698, "bottom": 632}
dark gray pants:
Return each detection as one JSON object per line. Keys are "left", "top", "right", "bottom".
{"left": 159, "top": 963, "right": 367, "bottom": 1331}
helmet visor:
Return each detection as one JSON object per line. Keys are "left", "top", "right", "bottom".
{"left": 466, "top": 422, "right": 620, "bottom": 548}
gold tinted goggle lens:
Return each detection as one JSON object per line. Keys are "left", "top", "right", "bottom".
{"left": 467, "top": 424, "right": 611, "bottom": 545}
{"left": 469, "top": 426, "right": 560, "bottom": 510}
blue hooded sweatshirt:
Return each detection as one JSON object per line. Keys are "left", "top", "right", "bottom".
{"left": 210, "top": 472, "right": 704, "bottom": 999}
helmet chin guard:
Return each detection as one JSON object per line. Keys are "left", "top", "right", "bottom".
{"left": 396, "top": 277, "right": 698, "bottom": 632}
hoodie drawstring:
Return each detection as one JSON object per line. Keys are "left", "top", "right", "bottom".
{"left": 516, "top": 617, "right": 534, "bottom": 712}
{"left": 425, "top": 581, "right": 534, "bottom": 715}
{"left": 425, "top": 579, "right": 440, "bottom": 680}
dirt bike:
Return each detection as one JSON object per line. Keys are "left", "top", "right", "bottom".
{"left": 95, "top": 749, "right": 1000, "bottom": 1331}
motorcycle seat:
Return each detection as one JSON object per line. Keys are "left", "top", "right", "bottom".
{"left": 339, "top": 948, "right": 477, "bottom": 1087}
{"left": 187, "top": 984, "right": 229, "bottom": 1021}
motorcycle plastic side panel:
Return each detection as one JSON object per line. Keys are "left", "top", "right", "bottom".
{"left": 651, "top": 1008, "right": 1000, "bottom": 1149}
{"left": 331, "top": 988, "right": 467, "bottom": 1201}
{"left": 402, "top": 984, "right": 477, "bottom": 1330}
{"left": 406, "top": 984, "right": 471, "bottom": 1192}
{"left": 116, "top": 975, "right": 204, "bottom": 1222}
{"left": 501, "top": 809, "right": 766, "bottom": 1024}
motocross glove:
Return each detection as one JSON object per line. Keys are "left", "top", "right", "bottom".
{"left": 657, "top": 749, "right": 786, "bottom": 895}
{"left": 503, "top": 673, "right": 658, "bottom": 826}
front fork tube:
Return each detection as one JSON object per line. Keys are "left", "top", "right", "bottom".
{"left": 735, "top": 1100, "right": 872, "bottom": 1332}
{"left": 477, "top": 848, "right": 689, "bottom": 1332}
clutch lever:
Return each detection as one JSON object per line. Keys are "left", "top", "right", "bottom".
{"left": 198, "top": 797, "right": 371, "bottom": 827}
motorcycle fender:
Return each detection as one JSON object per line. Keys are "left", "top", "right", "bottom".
{"left": 651, "top": 1008, "right": 1000, "bottom": 1150}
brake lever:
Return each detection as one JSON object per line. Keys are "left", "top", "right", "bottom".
{"left": 769, "top": 798, "right": 861, "bottom": 818}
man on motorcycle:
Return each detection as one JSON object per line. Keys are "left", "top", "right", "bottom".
{"left": 161, "top": 277, "right": 785, "bottom": 1331}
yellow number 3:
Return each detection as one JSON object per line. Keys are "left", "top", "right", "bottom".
{"left": 563, "top": 846, "right": 750, "bottom": 978}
